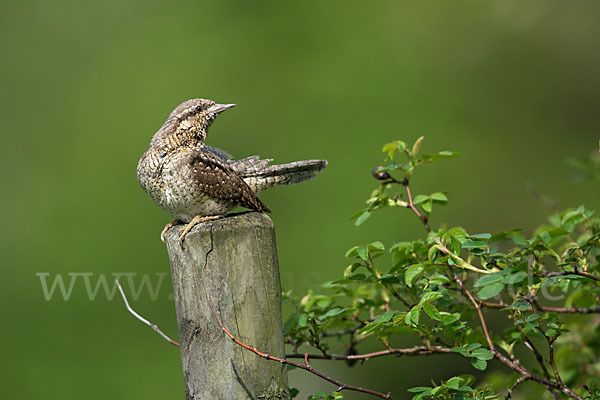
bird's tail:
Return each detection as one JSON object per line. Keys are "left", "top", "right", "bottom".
{"left": 231, "top": 157, "right": 327, "bottom": 193}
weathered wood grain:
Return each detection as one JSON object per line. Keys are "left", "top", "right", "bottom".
{"left": 165, "top": 212, "right": 290, "bottom": 400}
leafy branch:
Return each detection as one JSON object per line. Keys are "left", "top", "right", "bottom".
{"left": 284, "top": 137, "right": 600, "bottom": 399}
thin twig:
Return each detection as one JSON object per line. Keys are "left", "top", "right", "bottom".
{"left": 536, "top": 270, "right": 600, "bottom": 282}
{"left": 481, "top": 300, "right": 600, "bottom": 314}
{"left": 527, "top": 183, "right": 559, "bottom": 212}
{"left": 115, "top": 279, "right": 180, "bottom": 347}
{"left": 215, "top": 311, "right": 392, "bottom": 399}
{"left": 506, "top": 375, "right": 528, "bottom": 399}
{"left": 452, "top": 272, "right": 494, "bottom": 350}
{"left": 391, "top": 289, "right": 413, "bottom": 309}
{"left": 541, "top": 327, "right": 564, "bottom": 386}
{"left": 402, "top": 180, "right": 431, "bottom": 232}
{"left": 286, "top": 345, "right": 453, "bottom": 361}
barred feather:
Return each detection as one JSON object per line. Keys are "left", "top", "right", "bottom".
{"left": 204, "top": 145, "right": 327, "bottom": 193}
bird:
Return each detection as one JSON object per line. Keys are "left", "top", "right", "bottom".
{"left": 136, "top": 98, "right": 328, "bottom": 246}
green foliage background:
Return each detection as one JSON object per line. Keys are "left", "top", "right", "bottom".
{"left": 1, "top": 1, "right": 599, "bottom": 398}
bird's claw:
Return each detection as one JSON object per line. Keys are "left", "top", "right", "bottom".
{"left": 178, "top": 215, "right": 221, "bottom": 247}
{"left": 161, "top": 220, "right": 182, "bottom": 243}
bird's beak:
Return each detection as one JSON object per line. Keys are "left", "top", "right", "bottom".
{"left": 207, "top": 103, "right": 236, "bottom": 114}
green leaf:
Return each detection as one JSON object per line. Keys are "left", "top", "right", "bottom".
{"left": 545, "top": 328, "right": 557, "bottom": 337}
{"left": 344, "top": 246, "right": 359, "bottom": 258}
{"left": 297, "top": 313, "right": 308, "bottom": 327}
{"left": 405, "top": 264, "right": 424, "bottom": 287}
{"left": 469, "top": 233, "right": 492, "bottom": 240}
{"left": 318, "top": 307, "right": 351, "bottom": 321}
{"left": 405, "top": 306, "right": 420, "bottom": 326}
{"left": 354, "top": 210, "right": 371, "bottom": 226}
{"left": 421, "top": 151, "right": 461, "bottom": 163}
{"left": 477, "top": 283, "right": 504, "bottom": 300}
{"left": 503, "top": 272, "right": 527, "bottom": 285}
{"left": 357, "top": 321, "right": 383, "bottom": 336}
{"left": 466, "top": 343, "right": 482, "bottom": 351}
{"left": 412, "top": 136, "right": 425, "bottom": 157}
{"left": 374, "top": 310, "right": 395, "bottom": 323}
{"left": 489, "top": 228, "right": 522, "bottom": 243}
{"left": 369, "top": 241, "right": 385, "bottom": 251}
{"left": 474, "top": 273, "right": 505, "bottom": 287}
{"left": 407, "top": 387, "right": 431, "bottom": 393}
{"left": 357, "top": 246, "right": 368, "bottom": 261}
{"left": 440, "top": 312, "right": 461, "bottom": 325}
{"left": 439, "top": 150, "right": 459, "bottom": 157}
{"left": 421, "top": 200, "right": 432, "bottom": 213}
{"left": 445, "top": 377, "right": 461, "bottom": 389}
{"left": 430, "top": 192, "right": 448, "bottom": 202}
{"left": 538, "top": 230, "right": 552, "bottom": 244}
{"left": 423, "top": 304, "right": 441, "bottom": 321}
{"left": 526, "top": 314, "right": 539, "bottom": 323}
{"left": 462, "top": 240, "right": 487, "bottom": 249}
{"left": 471, "top": 348, "right": 494, "bottom": 360}
{"left": 382, "top": 141, "right": 407, "bottom": 160}
{"left": 412, "top": 194, "right": 428, "bottom": 204}
{"left": 290, "top": 388, "right": 299, "bottom": 398}
{"left": 471, "top": 358, "right": 487, "bottom": 370}
{"left": 419, "top": 291, "right": 443, "bottom": 306}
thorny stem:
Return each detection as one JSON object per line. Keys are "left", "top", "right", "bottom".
{"left": 286, "top": 345, "right": 454, "bottom": 361}
{"left": 401, "top": 179, "right": 431, "bottom": 232}
{"left": 215, "top": 312, "right": 392, "bottom": 400}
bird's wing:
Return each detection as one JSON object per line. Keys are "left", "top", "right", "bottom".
{"left": 183, "top": 148, "right": 271, "bottom": 213}
{"left": 203, "top": 145, "right": 233, "bottom": 161}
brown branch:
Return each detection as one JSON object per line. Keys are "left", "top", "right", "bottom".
{"left": 402, "top": 180, "right": 431, "bottom": 232}
{"left": 452, "top": 273, "right": 494, "bottom": 350}
{"left": 286, "top": 345, "right": 453, "bottom": 361}
{"left": 115, "top": 279, "right": 180, "bottom": 347}
{"left": 215, "top": 311, "right": 392, "bottom": 400}
{"left": 536, "top": 270, "right": 600, "bottom": 282}
{"left": 391, "top": 290, "right": 413, "bottom": 309}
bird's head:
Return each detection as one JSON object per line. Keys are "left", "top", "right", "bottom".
{"left": 160, "top": 99, "right": 235, "bottom": 145}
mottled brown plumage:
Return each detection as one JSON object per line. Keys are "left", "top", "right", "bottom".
{"left": 136, "top": 98, "right": 327, "bottom": 245}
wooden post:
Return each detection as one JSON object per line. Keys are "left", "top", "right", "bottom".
{"left": 164, "top": 212, "right": 290, "bottom": 400}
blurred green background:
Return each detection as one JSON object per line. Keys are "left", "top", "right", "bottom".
{"left": 1, "top": 0, "right": 599, "bottom": 398}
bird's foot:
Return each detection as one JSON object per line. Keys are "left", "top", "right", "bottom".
{"left": 161, "top": 220, "right": 182, "bottom": 243}
{"left": 179, "top": 215, "right": 221, "bottom": 247}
